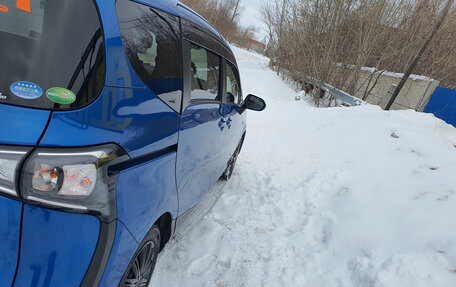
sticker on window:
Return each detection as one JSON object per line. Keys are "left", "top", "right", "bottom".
{"left": 10, "top": 81, "right": 43, "bottom": 99}
{"left": 46, "top": 87, "right": 76, "bottom": 104}
{"left": 0, "top": 4, "right": 8, "bottom": 13}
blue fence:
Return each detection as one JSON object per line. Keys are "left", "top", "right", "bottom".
{"left": 424, "top": 86, "right": 456, "bottom": 128}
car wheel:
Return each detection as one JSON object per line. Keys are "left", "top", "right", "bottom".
{"left": 221, "top": 145, "right": 240, "bottom": 181}
{"left": 119, "top": 225, "right": 161, "bottom": 287}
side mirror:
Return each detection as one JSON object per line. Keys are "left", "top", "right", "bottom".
{"left": 242, "top": 94, "right": 266, "bottom": 112}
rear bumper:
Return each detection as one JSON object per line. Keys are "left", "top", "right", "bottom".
{"left": 7, "top": 203, "right": 139, "bottom": 287}
{"left": 0, "top": 196, "right": 21, "bottom": 286}
{"left": 13, "top": 204, "right": 100, "bottom": 287}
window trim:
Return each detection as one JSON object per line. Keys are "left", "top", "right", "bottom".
{"left": 180, "top": 16, "right": 236, "bottom": 66}
{"left": 185, "top": 41, "right": 223, "bottom": 106}
{"left": 223, "top": 59, "right": 243, "bottom": 106}
{"left": 181, "top": 38, "right": 240, "bottom": 112}
{"left": 116, "top": 0, "right": 184, "bottom": 114}
{"left": 189, "top": 99, "right": 222, "bottom": 104}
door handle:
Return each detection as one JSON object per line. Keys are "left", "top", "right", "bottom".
{"left": 218, "top": 118, "right": 225, "bottom": 131}
{"left": 226, "top": 118, "right": 232, "bottom": 129}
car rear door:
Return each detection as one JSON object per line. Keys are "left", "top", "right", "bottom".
{"left": 0, "top": 105, "right": 49, "bottom": 285}
{"left": 176, "top": 41, "right": 227, "bottom": 214}
{"left": 0, "top": 0, "right": 107, "bottom": 284}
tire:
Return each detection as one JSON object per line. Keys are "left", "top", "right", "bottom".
{"left": 119, "top": 225, "right": 161, "bottom": 287}
{"left": 221, "top": 144, "right": 240, "bottom": 181}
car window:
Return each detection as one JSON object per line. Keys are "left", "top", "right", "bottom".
{"left": 225, "top": 63, "right": 241, "bottom": 105}
{"left": 0, "top": 0, "right": 105, "bottom": 110}
{"left": 190, "top": 44, "right": 221, "bottom": 102}
{"left": 117, "top": 0, "right": 183, "bottom": 112}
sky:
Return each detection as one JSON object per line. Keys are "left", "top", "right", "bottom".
{"left": 238, "top": 0, "right": 268, "bottom": 42}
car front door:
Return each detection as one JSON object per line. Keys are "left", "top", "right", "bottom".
{"left": 176, "top": 42, "right": 227, "bottom": 214}
{"left": 221, "top": 60, "right": 245, "bottom": 161}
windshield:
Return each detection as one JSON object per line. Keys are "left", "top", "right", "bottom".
{"left": 0, "top": 0, "right": 105, "bottom": 110}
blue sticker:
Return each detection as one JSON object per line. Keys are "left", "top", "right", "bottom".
{"left": 10, "top": 81, "right": 43, "bottom": 100}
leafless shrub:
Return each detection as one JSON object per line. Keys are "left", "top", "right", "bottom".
{"left": 261, "top": 0, "right": 456, "bottom": 104}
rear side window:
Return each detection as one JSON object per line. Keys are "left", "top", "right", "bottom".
{"left": 117, "top": 0, "right": 183, "bottom": 113}
{"left": 225, "top": 63, "right": 241, "bottom": 105}
{"left": 0, "top": 0, "right": 105, "bottom": 110}
{"left": 190, "top": 44, "right": 221, "bottom": 102}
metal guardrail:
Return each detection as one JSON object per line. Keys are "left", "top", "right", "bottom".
{"left": 306, "top": 78, "right": 364, "bottom": 107}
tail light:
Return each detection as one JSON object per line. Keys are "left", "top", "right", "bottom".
{"left": 20, "top": 144, "right": 128, "bottom": 221}
{"left": 0, "top": 147, "right": 31, "bottom": 197}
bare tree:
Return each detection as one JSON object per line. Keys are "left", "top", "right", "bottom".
{"left": 261, "top": 0, "right": 456, "bottom": 106}
{"left": 386, "top": 0, "right": 455, "bottom": 110}
{"left": 231, "top": 0, "right": 241, "bottom": 23}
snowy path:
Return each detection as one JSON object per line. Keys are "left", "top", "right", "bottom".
{"left": 150, "top": 47, "right": 456, "bottom": 287}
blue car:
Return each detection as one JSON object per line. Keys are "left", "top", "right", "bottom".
{"left": 0, "top": 0, "right": 265, "bottom": 286}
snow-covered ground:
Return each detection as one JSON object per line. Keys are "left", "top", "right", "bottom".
{"left": 150, "top": 47, "right": 456, "bottom": 287}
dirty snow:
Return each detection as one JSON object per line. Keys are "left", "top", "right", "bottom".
{"left": 150, "top": 47, "right": 456, "bottom": 287}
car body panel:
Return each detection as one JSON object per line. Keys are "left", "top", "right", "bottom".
{"left": 96, "top": 0, "right": 146, "bottom": 89}
{"left": 176, "top": 103, "right": 228, "bottom": 214}
{"left": 39, "top": 86, "right": 179, "bottom": 159}
{"left": 0, "top": 197, "right": 21, "bottom": 286}
{"left": 116, "top": 151, "right": 179, "bottom": 242}
{"left": 221, "top": 103, "right": 246, "bottom": 159}
{"left": 0, "top": 104, "right": 50, "bottom": 146}
{"left": 98, "top": 220, "right": 138, "bottom": 287}
{"left": 13, "top": 205, "right": 99, "bottom": 287}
